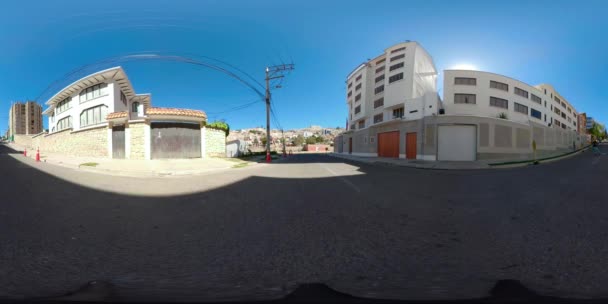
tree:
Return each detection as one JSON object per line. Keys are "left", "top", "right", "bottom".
{"left": 305, "top": 137, "right": 317, "bottom": 145}
{"left": 253, "top": 138, "right": 259, "bottom": 146}
{"left": 261, "top": 137, "right": 267, "bottom": 146}
{"left": 207, "top": 121, "right": 230, "bottom": 137}
{"left": 315, "top": 136, "right": 325, "bottom": 144}
{"left": 292, "top": 135, "right": 305, "bottom": 146}
{"left": 588, "top": 122, "right": 606, "bottom": 140}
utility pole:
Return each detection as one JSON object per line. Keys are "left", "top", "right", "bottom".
{"left": 264, "top": 64, "right": 295, "bottom": 162}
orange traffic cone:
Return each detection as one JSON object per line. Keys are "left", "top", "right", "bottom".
{"left": 23, "top": 148, "right": 27, "bottom": 157}
{"left": 36, "top": 147, "right": 40, "bottom": 162}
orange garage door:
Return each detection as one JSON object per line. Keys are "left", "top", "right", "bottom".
{"left": 377, "top": 131, "right": 400, "bottom": 158}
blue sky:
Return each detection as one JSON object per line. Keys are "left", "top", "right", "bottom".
{"left": 1, "top": 0, "right": 606, "bottom": 134}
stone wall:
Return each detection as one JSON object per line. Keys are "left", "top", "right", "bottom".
{"left": 14, "top": 125, "right": 108, "bottom": 157}
{"left": 129, "top": 122, "right": 146, "bottom": 159}
{"left": 206, "top": 127, "right": 226, "bottom": 157}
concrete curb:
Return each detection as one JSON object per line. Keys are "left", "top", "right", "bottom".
{"left": 328, "top": 153, "right": 491, "bottom": 170}
{"left": 488, "top": 146, "right": 591, "bottom": 168}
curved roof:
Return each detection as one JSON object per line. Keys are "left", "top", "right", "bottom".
{"left": 42, "top": 66, "right": 137, "bottom": 114}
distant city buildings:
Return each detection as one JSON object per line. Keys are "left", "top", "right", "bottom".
{"left": 8, "top": 101, "right": 43, "bottom": 136}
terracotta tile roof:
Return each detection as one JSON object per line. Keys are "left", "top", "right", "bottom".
{"left": 106, "top": 111, "right": 127, "bottom": 119}
{"left": 147, "top": 107, "right": 207, "bottom": 118}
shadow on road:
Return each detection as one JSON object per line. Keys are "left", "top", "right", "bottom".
{"left": 1, "top": 144, "right": 608, "bottom": 301}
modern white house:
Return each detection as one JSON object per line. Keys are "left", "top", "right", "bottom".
{"left": 335, "top": 42, "right": 585, "bottom": 162}
{"left": 19, "top": 67, "right": 227, "bottom": 159}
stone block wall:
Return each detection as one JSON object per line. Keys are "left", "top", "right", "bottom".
{"left": 129, "top": 122, "right": 146, "bottom": 159}
{"left": 13, "top": 126, "right": 108, "bottom": 157}
{"left": 206, "top": 127, "right": 226, "bottom": 157}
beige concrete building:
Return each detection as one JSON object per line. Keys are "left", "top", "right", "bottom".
{"left": 8, "top": 101, "right": 43, "bottom": 136}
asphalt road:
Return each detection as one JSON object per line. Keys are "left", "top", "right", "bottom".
{"left": 1, "top": 144, "right": 608, "bottom": 301}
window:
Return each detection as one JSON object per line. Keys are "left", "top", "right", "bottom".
{"left": 358, "top": 120, "right": 365, "bottom": 129}
{"left": 375, "top": 85, "right": 384, "bottom": 94}
{"left": 531, "top": 108, "right": 542, "bottom": 119}
{"left": 348, "top": 82, "right": 352, "bottom": 89}
{"left": 355, "top": 75, "right": 362, "bottom": 81}
{"left": 388, "top": 72, "right": 404, "bottom": 83}
{"left": 392, "top": 107, "right": 404, "bottom": 119}
{"left": 561, "top": 102, "right": 566, "bottom": 109}
{"left": 390, "top": 54, "right": 405, "bottom": 62}
{"left": 56, "top": 97, "right": 71, "bottom": 114}
{"left": 370, "top": 136, "right": 375, "bottom": 143}
{"left": 56, "top": 116, "right": 72, "bottom": 131}
{"left": 514, "top": 102, "right": 528, "bottom": 114}
{"left": 544, "top": 101, "right": 547, "bottom": 107}
{"left": 80, "top": 105, "right": 108, "bottom": 127}
{"left": 554, "top": 107, "right": 561, "bottom": 115}
{"left": 514, "top": 87, "right": 529, "bottom": 98}
{"left": 120, "top": 91, "right": 127, "bottom": 106}
{"left": 531, "top": 94, "right": 542, "bottom": 104}
{"left": 355, "top": 94, "right": 361, "bottom": 102}
{"left": 454, "top": 77, "right": 476, "bottom": 85}
{"left": 375, "top": 66, "right": 385, "bottom": 73}
{"left": 544, "top": 114, "right": 546, "bottom": 122}
{"left": 375, "top": 75, "right": 385, "bottom": 83}
{"left": 555, "top": 120, "right": 560, "bottom": 127}
{"left": 347, "top": 91, "right": 352, "bottom": 97}
{"left": 376, "top": 58, "right": 385, "bottom": 65}
{"left": 389, "top": 62, "right": 404, "bottom": 71}
{"left": 409, "top": 110, "right": 418, "bottom": 113}
{"left": 132, "top": 102, "right": 140, "bottom": 113}
{"left": 561, "top": 112, "right": 566, "bottom": 119}
{"left": 355, "top": 83, "right": 362, "bottom": 91}
{"left": 544, "top": 89, "right": 547, "bottom": 94}
{"left": 79, "top": 83, "right": 108, "bottom": 103}
{"left": 354, "top": 105, "right": 361, "bottom": 114}
{"left": 455, "top": 94, "right": 476, "bottom": 104}
{"left": 554, "top": 96, "right": 561, "bottom": 103}
{"left": 373, "top": 114, "right": 383, "bottom": 123}
{"left": 391, "top": 46, "right": 406, "bottom": 53}
{"left": 490, "top": 96, "right": 508, "bottom": 109}
{"left": 374, "top": 97, "right": 384, "bottom": 108}
{"left": 567, "top": 107, "right": 571, "bottom": 113}
{"left": 350, "top": 124, "right": 355, "bottom": 130}
{"left": 490, "top": 80, "right": 508, "bottom": 91}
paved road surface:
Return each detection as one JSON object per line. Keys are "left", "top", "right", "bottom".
{"left": 1, "top": 143, "right": 608, "bottom": 301}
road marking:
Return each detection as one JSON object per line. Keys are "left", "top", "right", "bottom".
{"left": 320, "top": 163, "right": 361, "bottom": 193}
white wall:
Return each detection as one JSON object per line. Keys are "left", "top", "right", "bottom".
{"left": 345, "top": 41, "right": 438, "bottom": 132}
{"left": 443, "top": 70, "right": 560, "bottom": 127}
{"left": 49, "top": 82, "right": 118, "bottom": 132}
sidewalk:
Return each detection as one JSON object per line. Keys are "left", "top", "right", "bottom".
{"left": 6, "top": 143, "right": 259, "bottom": 177}
{"left": 329, "top": 153, "right": 492, "bottom": 170}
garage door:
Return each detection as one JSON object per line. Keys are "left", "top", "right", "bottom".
{"left": 438, "top": 125, "right": 476, "bottom": 161}
{"left": 151, "top": 122, "right": 201, "bottom": 159}
{"left": 377, "top": 131, "right": 400, "bottom": 158}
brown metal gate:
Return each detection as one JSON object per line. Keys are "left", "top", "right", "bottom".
{"left": 378, "top": 131, "right": 400, "bottom": 158}
{"left": 151, "top": 122, "right": 201, "bottom": 159}
{"left": 112, "top": 125, "right": 125, "bottom": 159}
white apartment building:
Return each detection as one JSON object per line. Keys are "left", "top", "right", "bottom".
{"left": 443, "top": 70, "right": 578, "bottom": 131}
{"left": 346, "top": 41, "right": 439, "bottom": 131}
{"left": 335, "top": 42, "right": 585, "bottom": 162}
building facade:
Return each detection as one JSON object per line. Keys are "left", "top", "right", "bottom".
{"left": 8, "top": 101, "right": 43, "bottom": 136}
{"left": 335, "top": 42, "right": 585, "bottom": 162}
{"left": 443, "top": 70, "right": 578, "bottom": 131}
{"left": 346, "top": 41, "right": 439, "bottom": 132}
{"left": 12, "top": 66, "right": 226, "bottom": 159}
{"left": 578, "top": 113, "right": 587, "bottom": 135}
